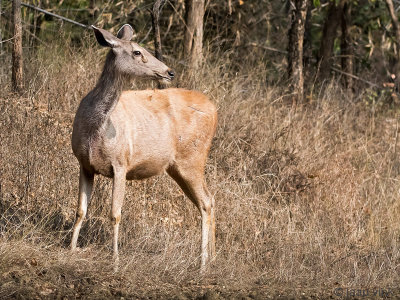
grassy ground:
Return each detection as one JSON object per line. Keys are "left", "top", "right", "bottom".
{"left": 1, "top": 40, "right": 400, "bottom": 299}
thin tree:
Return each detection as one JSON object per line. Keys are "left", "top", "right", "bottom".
{"left": 287, "top": 0, "right": 309, "bottom": 103}
{"left": 341, "top": 1, "right": 353, "bottom": 93}
{"left": 303, "top": 3, "right": 313, "bottom": 69}
{"left": 385, "top": 0, "right": 400, "bottom": 83}
{"left": 318, "top": 0, "right": 346, "bottom": 78}
{"left": 0, "top": 0, "right": 3, "bottom": 55}
{"left": 151, "top": 0, "right": 166, "bottom": 89}
{"left": 151, "top": 0, "right": 165, "bottom": 62}
{"left": 12, "top": 0, "right": 23, "bottom": 93}
{"left": 184, "top": 0, "right": 205, "bottom": 70}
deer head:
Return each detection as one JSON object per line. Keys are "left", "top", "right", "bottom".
{"left": 92, "top": 24, "right": 175, "bottom": 83}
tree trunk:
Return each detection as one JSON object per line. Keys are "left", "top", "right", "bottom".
{"left": 341, "top": 1, "right": 353, "bottom": 94}
{"left": 12, "top": 0, "right": 23, "bottom": 93}
{"left": 151, "top": 0, "right": 166, "bottom": 89}
{"left": 385, "top": 0, "right": 400, "bottom": 83}
{"left": 287, "top": 0, "right": 309, "bottom": 104}
{"left": 318, "top": 0, "right": 346, "bottom": 78}
{"left": 0, "top": 0, "right": 3, "bottom": 55}
{"left": 29, "top": 11, "right": 44, "bottom": 48}
{"left": 151, "top": 0, "right": 165, "bottom": 62}
{"left": 303, "top": 2, "right": 313, "bottom": 70}
{"left": 184, "top": 0, "right": 204, "bottom": 70}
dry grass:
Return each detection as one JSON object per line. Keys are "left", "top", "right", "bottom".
{"left": 1, "top": 39, "right": 400, "bottom": 299}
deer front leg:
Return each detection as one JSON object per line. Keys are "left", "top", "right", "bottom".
{"left": 71, "top": 166, "right": 94, "bottom": 250}
{"left": 111, "top": 167, "right": 126, "bottom": 262}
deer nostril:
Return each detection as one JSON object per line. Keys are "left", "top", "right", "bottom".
{"left": 167, "top": 70, "right": 175, "bottom": 78}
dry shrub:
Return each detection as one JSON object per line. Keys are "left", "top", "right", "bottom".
{"left": 1, "top": 41, "right": 400, "bottom": 298}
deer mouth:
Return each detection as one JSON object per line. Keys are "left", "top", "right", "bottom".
{"left": 155, "top": 71, "right": 174, "bottom": 83}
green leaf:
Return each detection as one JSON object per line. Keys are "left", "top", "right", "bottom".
{"left": 313, "top": 0, "right": 321, "bottom": 7}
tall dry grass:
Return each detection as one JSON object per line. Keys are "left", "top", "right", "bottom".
{"left": 1, "top": 37, "right": 400, "bottom": 298}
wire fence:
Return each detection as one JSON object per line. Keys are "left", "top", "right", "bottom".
{"left": 0, "top": 0, "right": 165, "bottom": 88}
{"left": 0, "top": 1, "right": 159, "bottom": 52}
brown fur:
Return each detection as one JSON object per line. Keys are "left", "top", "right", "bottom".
{"left": 81, "top": 88, "right": 217, "bottom": 180}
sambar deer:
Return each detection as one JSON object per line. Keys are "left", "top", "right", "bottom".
{"left": 70, "top": 24, "right": 217, "bottom": 269}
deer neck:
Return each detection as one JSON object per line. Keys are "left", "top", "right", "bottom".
{"left": 86, "top": 51, "right": 126, "bottom": 135}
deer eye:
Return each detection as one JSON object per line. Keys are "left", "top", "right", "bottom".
{"left": 133, "top": 51, "right": 141, "bottom": 57}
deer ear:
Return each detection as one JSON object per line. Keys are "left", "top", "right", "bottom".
{"left": 117, "top": 24, "right": 134, "bottom": 41}
{"left": 92, "top": 25, "right": 119, "bottom": 48}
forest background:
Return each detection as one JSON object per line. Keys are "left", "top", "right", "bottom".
{"left": 2, "top": 0, "right": 400, "bottom": 298}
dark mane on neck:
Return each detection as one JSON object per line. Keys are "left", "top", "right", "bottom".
{"left": 83, "top": 51, "right": 126, "bottom": 135}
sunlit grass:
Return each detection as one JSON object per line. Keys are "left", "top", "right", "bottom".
{"left": 1, "top": 40, "right": 400, "bottom": 298}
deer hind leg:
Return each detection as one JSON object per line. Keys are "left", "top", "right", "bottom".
{"left": 71, "top": 166, "right": 94, "bottom": 251}
{"left": 167, "top": 165, "right": 215, "bottom": 270}
{"left": 110, "top": 167, "right": 126, "bottom": 263}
